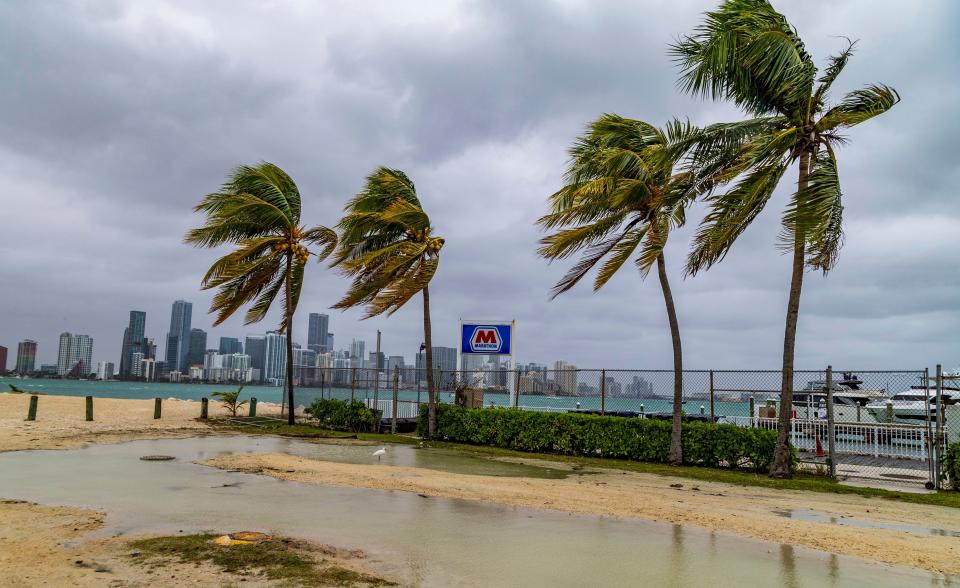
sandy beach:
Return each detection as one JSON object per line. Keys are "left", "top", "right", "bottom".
{"left": 0, "top": 392, "right": 283, "bottom": 452}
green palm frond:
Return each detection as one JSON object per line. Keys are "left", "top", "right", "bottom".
{"left": 817, "top": 84, "right": 900, "bottom": 131}
{"left": 670, "top": 0, "right": 816, "bottom": 116}
{"left": 333, "top": 167, "right": 442, "bottom": 319}
{"left": 782, "top": 145, "right": 844, "bottom": 272}
{"left": 814, "top": 38, "right": 856, "bottom": 105}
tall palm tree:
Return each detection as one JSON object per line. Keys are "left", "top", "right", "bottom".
{"left": 671, "top": 0, "right": 898, "bottom": 477}
{"left": 332, "top": 167, "right": 445, "bottom": 437}
{"left": 185, "top": 162, "right": 337, "bottom": 425}
{"left": 538, "top": 115, "right": 704, "bottom": 465}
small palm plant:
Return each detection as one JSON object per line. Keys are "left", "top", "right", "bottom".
{"left": 538, "top": 115, "right": 703, "bottom": 465}
{"left": 185, "top": 163, "right": 337, "bottom": 425}
{"left": 332, "top": 167, "right": 444, "bottom": 437}
{"left": 212, "top": 386, "right": 248, "bottom": 417}
{"left": 671, "top": 0, "right": 898, "bottom": 477}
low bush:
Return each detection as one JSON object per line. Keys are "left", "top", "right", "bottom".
{"left": 418, "top": 405, "right": 779, "bottom": 472}
{"left": 306, "top": 399, "right": 378, "bottom": 433}
{"left": 943, "top": 443, "right": 960, "bottom": 490}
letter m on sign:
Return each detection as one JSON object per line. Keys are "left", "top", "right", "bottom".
{"left": 470, "top": 327, "right": 501, "bottom": 353}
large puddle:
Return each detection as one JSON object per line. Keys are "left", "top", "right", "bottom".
{"left": 0, "top": 436, "right": 949, "bottom": 587}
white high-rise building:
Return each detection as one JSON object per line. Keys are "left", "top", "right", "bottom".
{"left": 96, "top": 361, "right": 115, "bottom": 381}
{"left": 553, "top": 360, "right": 578, "bottom": 395}
{"left": 56, "top": 332, "right": 94, "bottom": 376}
{"left": 264, "top": 331, "right": 287, "bottom": 385}
{"left": 350, "top": 339, "right": 365, "bottom": 361}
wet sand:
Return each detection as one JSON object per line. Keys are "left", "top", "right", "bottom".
{"left": 0, "top": 392, "right": 283, "bottom": 452}
{"left": 204, "top": 452, "right": 960, "bottom": 575}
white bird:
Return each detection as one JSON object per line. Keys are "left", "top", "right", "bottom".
{"left": 373, "top": 447, "right": 387, "bottom": 461}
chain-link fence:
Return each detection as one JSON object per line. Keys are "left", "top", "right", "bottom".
{"left": 273, "top": 364, "right": 955, "bottom": 488}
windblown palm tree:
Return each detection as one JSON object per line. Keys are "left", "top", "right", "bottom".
{"left": 538, "top": 115, "right": 703, "bottom": 465}
{"left": 671, "top": 0, "right": 898, "bottom": 476}
{"left": 332, "top": 167, "right": 445, "bottom": 437}
{"left": 185, "top": 163, "right": 337, "bottom": 425}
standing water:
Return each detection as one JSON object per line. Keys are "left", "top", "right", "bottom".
{"left": 0, "top": 436, "right": 947, "bottom": 586}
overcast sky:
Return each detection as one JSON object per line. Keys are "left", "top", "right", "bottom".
{"left": 1, "top": 0, "right": 957, "bottom": 371}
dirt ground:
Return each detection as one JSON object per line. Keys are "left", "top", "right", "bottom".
{"left": 0, "top": 500, "right": 389, "bottom": 587}
{"left": 0, "top": 392, "right": 283, "bottom": 452}
{"left": 204, "top": 452, "right": 960, "bottom": 576}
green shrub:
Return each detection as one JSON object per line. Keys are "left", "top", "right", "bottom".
{"left": 306, "top": 398, "right": 378, "bottom": 433}
{"left": 943, "top": 443, "right": 960, "bottom": 490}
{"left": 418, "top": 405, "right": 779, "bottom": 472}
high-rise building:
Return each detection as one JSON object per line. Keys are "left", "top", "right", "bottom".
{"left": 263, "top": 331, "right": 287, "bottom": 384}
{"left": 325, "top": 333, "right": 334, "bottom": 353}
{"left": 119, "top": 310, "right": 147, "bottom": 378}
{"left": 307, "top": 313, "right": 329, "bottom": 353}
{"left": 15, "top": 340, "right": 37, "bottom": 374}
{"left": 96, "top": 361, "right": 115, "bottom": 380}
{"left": 553, "top": 360, "right": 578, "bottom": 395}
{"left": 350, "top": 339, "right": 365, "bottom": 361}
{"left": 164, "top": 300, "right": 192, "bottom": 373}
{"left": 0, "top": 345, "right": 7, "bottom": 373}
{"left": 186, "top": 328, "right": 207, "bottom": 367}
{"left": 416, "top": 346, "right": 457, "bottom": 389}
{"left": 145, "top": 338, "right": 156, "bottom": 360}
{"left": 219, "top": 337, "right": 242, "bottom": 355}
{"left": 57, "top": 332, "right": 94, "bottom": 377}
{"left": 244, "top": 335, "right": 266, "bottom": 381}
{"left": 292, "top": 347, "right": 317, "bottom": 385}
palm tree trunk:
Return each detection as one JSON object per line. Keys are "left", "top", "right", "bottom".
{"left": 284, "top": 253, "right": 295, "bottom": 426}
{"left": 657, "top": 252, "right": 684, "bottom": 466}
{"left": 771, "top": 149, "right": 812, "bottom": 478}
{"left": 423, "top": 284, "right": 436, "bottom": 438}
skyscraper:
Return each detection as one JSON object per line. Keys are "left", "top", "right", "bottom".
{"left": 553, "top": 360, "right": 578, "bottom": 395}
{"left": 350, "top": 339, "right": 365, "bottom": 362}
{"left": 57, "top": 332, "right": 94, "bottom": 376}
{"left": 0, "top": 345, "right": 7, "bottom": 373}
{"left": 244, "top": 335, "right": 266, "bottom": 381}
{"left": 307, "top": 313, "right": 329, "bottom": 353}
{"left": 96, "top": 361, "right": 115, "bottom": 380}
{"left": 263, "top": 331, "right": 287, "bottom": 384}
{"left": 325, "top": 333, "right": 334, "bottom": 352}
{"left": 187, "top": 328, "right": 207, "bottom": 367}
{"left": 15, "top": 340, "right": 37, "bottom": 374}
{"left": 119, "top": 310, "right": 147, "bottom": 378}
{"left": 164, "top": 300, "right": 192, "bottom": 373}
{"left": 219, "top": 336, "right": 242, "bottom": 355}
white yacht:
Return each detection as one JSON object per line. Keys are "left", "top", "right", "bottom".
{"left": 865, "top": 386, "right": 959, "bottom": 425}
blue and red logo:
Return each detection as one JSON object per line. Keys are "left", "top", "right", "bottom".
{"left": 461, "top": 323, "right": 511, "bottom": 355}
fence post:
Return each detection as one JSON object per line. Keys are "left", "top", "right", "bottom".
{"left": 709, "top": 370, "right": 715, "bottom": 422}
{"left": 85, "top": 396, "right": 93, "bottom": 421}
{"left": 200, "top": 397, "right": 208, "bottom": 419}
{"left": 600, "top": 369, "right": 606, "bottom": 416}
{"left": 351, "top": 367, "right": 356, "bottom": 402}
{"left": 249, "top": 397, "right": 257, "bottom": 418}
{"left": 749, "top": 396, "right": 755, "bottom": 428}
{"left": 826, "top": 366, "right": 836, "bottom": 478}
{"left": 513, "top": 369, "right": 520, "bottom": 408}
{"left": 26, "top": 395, "right": 38, "bottom": 421}
{"left": 153, "top": 397, "right": 162, "bottom": 419}
{"left": 936, "top": 364, "right": 944, "bottom": 490}
{"left": 392, "top": 367, "right": 399, "bottom": 434}
{"left": 924, "top": 367, "right": 934, "bottom": 487}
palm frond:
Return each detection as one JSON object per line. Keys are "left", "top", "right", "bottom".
{"left": 781, "top": 145, "right": 844, "bottom": 272}
{"left": 817, "top": 84, "right": 900, "bottom": 131}
{"left": 814, "top": 38, "right": 856, "bottom": 106}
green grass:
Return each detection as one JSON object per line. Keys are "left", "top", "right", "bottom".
{"left": 129, "top": 533, "right": 392, "bottom": 586}
{"left": 212, "top": 421, "right": 420, "bottom": 445}
{"left": 208, "top": 420, "right": 960, "bottom": 509}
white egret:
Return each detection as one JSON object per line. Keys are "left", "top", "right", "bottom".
{"left": 373, "top": 447, "right": 387, "bottom": 461}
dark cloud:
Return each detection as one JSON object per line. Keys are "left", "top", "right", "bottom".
{"left": 0, "top": 0, "right": 956, "bottom": 372}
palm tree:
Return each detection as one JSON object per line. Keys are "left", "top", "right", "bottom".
{"left": 671, "top": 0, "right": 898, "bottom": 477}
{"left": 538, "top": 115, "right": 704, "bottom": 465}
{"left": 185, "top": 162, "right": 337, "bottom": 425}
{"left": 332, "top": 167, "right": 445, "bottom": 438}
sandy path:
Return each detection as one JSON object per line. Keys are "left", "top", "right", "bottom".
{"left": 204, "top": 452, "right": 960, "bottom": 575}
{"left": 0, "top": 392, "right": 284, "bottom": 452}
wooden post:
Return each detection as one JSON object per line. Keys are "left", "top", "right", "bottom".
{"left": 600, "top": 369, "right": 606, "bottom": 416}
{"left": 200, "top": 397, "right": 208, "bottom": 419}
{"left": 85, "top": 396, "right": 93, "bottom": 421}
{"left": 391, "top": 367, "right": 399, "bottom": 434}
{"left": 249, "top": 397, "right": 258, "bottom": 418}
{"left": 351, "top": 367, "right": 356, "bottom": 402}
{"left": 153, "top": 397, "right": 162, "bottom": 419}
{"left": 513, "top": 369, "right": 520, "bottom": 408}
{"left": 27, "top": 395, "right": 38, "bottom": 421}
{"left": 749, "top": 396, "right": 755, "bottom": 427}
{"left": 709, "top": 370, "right": 715, "bottom": 421}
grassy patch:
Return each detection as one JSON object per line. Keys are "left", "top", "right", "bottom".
{"left": 419, "top": 439, "right": 960, "bottom": 509}
{"left": 129, "top": 533, "right": 392, "bottom": 586}
{"left": 213, "top": 421, "right": 419, "bottom": 445}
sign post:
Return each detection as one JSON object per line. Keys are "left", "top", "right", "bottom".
{"left": 458, "top": 320, "right": 516, "bottom": 407}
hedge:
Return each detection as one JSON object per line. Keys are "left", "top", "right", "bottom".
{"left": 306, "top": 398, "right": 378, "bottom": 433}
{"left": 943, "top": 443, "right": 960, "bottom": 490}
{"left": 418, "top": 405, "right": 779, "bottom": 472}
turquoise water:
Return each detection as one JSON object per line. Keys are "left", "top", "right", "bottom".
{"left": 0, "top": 376, "right": 753, "bottom": 416}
